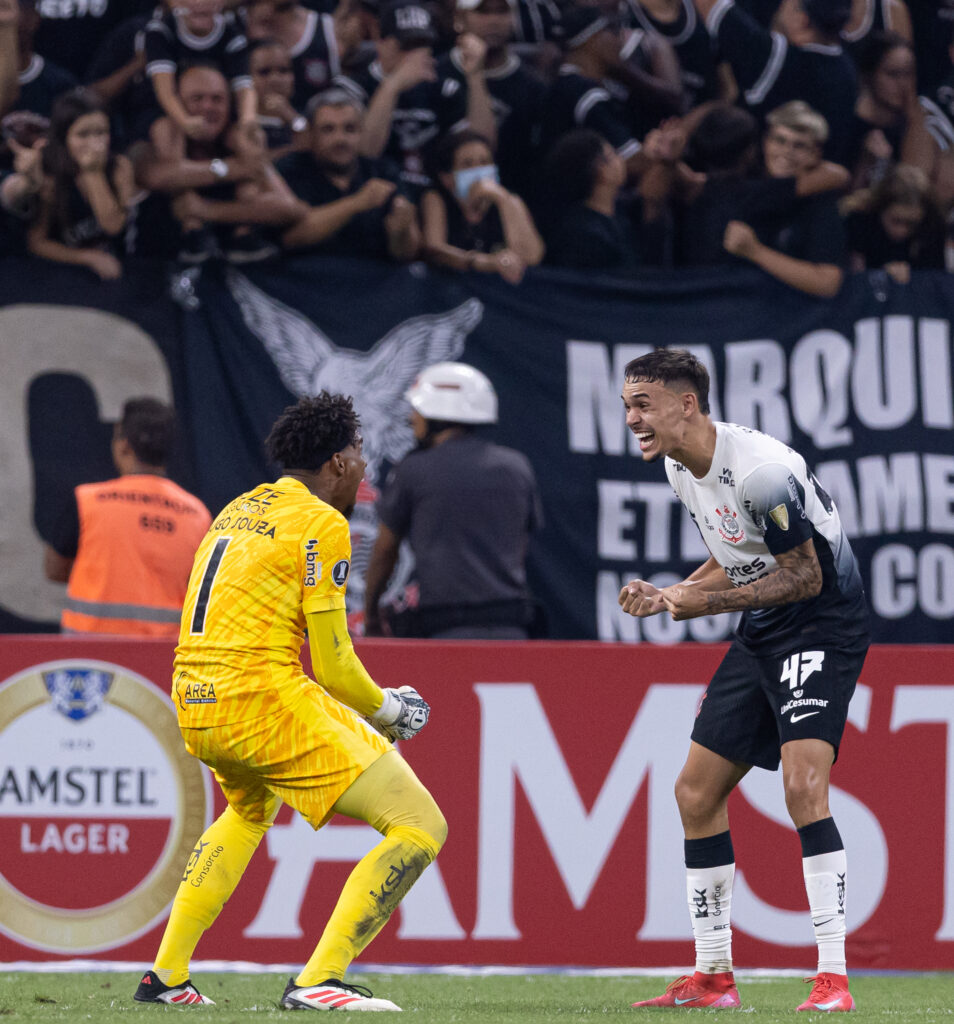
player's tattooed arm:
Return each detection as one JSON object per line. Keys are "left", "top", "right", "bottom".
{"left": 661, "top": 540, "right": 822, "bottom": 620}
{"left": 706, "top": 540, "right": 821, "bottom": 612}
{"left": 685, "top": 556, "right": 734, "bottom": 591}
{"left": 620, "top": 557, "right": 732, "bottom": 617}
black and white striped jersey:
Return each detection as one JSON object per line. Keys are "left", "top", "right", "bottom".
{"left": 666, "top": 422, "right": 869, "bottom": 653}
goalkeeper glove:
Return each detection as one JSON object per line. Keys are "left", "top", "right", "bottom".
{"left": 371, "top": 686, "right": 430, "bottom": 741}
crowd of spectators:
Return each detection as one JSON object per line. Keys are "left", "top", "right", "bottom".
{"left": 1, "top": 0, "right": 954, "bottom": 292}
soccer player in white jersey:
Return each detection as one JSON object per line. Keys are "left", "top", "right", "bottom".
{"left": 619, "top": 349, "right": 869, "bottom": 1013}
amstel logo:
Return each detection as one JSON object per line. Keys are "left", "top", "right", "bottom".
{"left": 0, "top": 660, "right": 210, "bottom": 953}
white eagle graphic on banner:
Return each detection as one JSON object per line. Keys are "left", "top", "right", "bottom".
{"left": 226, "top": 270, "right": 485, "bottom": 622}
{"left": 227, "top": 270, "right": 484, "bottom": 483}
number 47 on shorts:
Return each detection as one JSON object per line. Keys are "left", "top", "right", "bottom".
{"left": 780, "top": 651, "right": 825, "bottom": 690}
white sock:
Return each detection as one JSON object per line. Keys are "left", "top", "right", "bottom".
{"left": 687, "top": 863, "right": 735, "bottom": 974}
{"left": 802, "top": 850, "right": 847, "bottom": 975}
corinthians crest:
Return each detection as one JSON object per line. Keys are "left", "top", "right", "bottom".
{"left": 716, "top": 504, "right": 745, "bottom": 545}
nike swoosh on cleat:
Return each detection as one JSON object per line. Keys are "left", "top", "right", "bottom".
{"left": 816, "top": 999, "right": 845, "bottom": 1010}
{"left": 790, "top": 711, "right": 820, "bottom": 723}
{"left": 674, "top": 997, "right": 701, "bottom": 1005}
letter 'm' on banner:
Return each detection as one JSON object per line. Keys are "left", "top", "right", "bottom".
{"left": 473, "top": 682, "right": 700, "bottom": 940}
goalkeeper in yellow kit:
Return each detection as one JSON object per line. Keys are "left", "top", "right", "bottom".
{"left": 133, "top": 393, "right": 445, "bottom": 1012}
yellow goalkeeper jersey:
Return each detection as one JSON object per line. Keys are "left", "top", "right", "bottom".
{"left": 173, "top": 476, "right": 352, "bottom": 727}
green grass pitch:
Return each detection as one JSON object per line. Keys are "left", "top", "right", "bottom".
{"left": 1, "top": 971, "right": 954, "bottom": 1022}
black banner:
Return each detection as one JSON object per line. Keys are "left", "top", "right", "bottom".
{"left": 0, "top": 258, "right": 187, "bottom": 631}
{"left": 4, "top": 254, "right": 954, "bottom": 641}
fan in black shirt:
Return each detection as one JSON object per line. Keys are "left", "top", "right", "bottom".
{"left": 437, "top": 0, "right": 547, "bottom": 202}
{"left": 144, "top": 2, "right": 258, "bottom": 150}
{"left": 842, "top": 0, "right": 913, "bottom": 64}
{"left": 33, "top": 0, "right": 155, "bottom": 80}
{"left": 693, "top": 0, "right": 857, "bottom": 167}
{"left": 598, "top": 22, "right": 687, "bottom": 143}
{"left": 334, "top": 1, "right": 495, "bottom": 197}
{"left": 420, "top": 128, "right": 543, "bottom": 281}
{"left": 0, "top": 110, "right": 46, "bottom": 254}
{"left": 278, "top": 86, "right": 421, "bottom": 260}
{"left": 846, "top": 31, "right": 934, "bottom": 190}
{"left": 132, "top": 64, "right": 303, "bottom": 262}
{"left": 10, "top": 0, "right": 76, "bottom": 119}
{"left": 543, "top": 128, "right": 665, "bottom": 272}
{"left": 670, "top": 102, "right": 849, "bottom": 288}
{"left": 723, "top": 100, "right": 847, "bottom": 296}
{"left": 510, "top": 0, "right": 560, "bottom": 50}
{"left": 842, "top": 162, "right": 946, "bottom": 280}
{"left": 621, "top": 0, "right": 726, "bottom": 106}
{"left": 243, "top": 0, "right": 358, "bottom": 112}
{"left": 539, "top": 7, "right": 643, "bottom": 177}
{"left": 675, "top": 103, "right": 791, "bottom": 265}
{"left": 15, "top": 54, "right": 74, "bottom": 116}
{"left": 248, "top": 37, "right": 310, "bottom": 156}
{"left": 85, "top": 15, "right": 159, "bottom": 150}
{"left": 26, "top": 88, "right": 135, "bottom": 279}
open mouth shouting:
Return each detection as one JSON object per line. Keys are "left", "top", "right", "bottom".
{"left": 634, "top": 429, "right": 655, "bottom": 453}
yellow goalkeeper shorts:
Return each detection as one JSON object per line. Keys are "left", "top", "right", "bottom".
{"left": 181, "top": 683, "right": 392, "bottom": 829}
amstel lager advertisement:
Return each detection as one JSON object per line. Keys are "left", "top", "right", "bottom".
{"left": 3, "top": 637, "right": 954, "bottom": 970}
{"left": 0, "top": 655, "right": 210, "bottom": 952}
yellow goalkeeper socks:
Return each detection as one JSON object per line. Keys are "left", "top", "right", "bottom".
{"left": 296, "top": 825, "right": 441, "bottom": 985}
{"left": 154, "top": 806, "right": 269, "bottom": 986}
{"left": 296, "top": 751, "right": 446, "bottom": 985}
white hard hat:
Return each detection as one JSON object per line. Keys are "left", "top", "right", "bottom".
{"left": 405, "top": 362, "right": 498, "bottom": 424}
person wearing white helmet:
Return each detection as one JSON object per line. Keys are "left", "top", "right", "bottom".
{"left": 364, "top": 361, "right": 543, "bottom": 639}
{"left": 405, "top": 359, "right": 499, "bottom": 424}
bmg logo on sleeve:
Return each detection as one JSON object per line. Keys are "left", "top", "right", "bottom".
{"left": 303, "top": 539, "right": 322, "bottom": 587}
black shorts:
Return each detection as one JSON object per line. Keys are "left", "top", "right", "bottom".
{"left": 690, "top": 638, "right": 869, "bottom": 771}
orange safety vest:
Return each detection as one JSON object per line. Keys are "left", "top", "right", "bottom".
{"left": 61, "top": 475, "right": 212, "bottom": 636}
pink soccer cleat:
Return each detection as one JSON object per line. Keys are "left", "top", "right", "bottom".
{"left": 797, "top": 973, "right": 855, "bottom": 1012}
{"left": 631, "top": 971, "right": 741, "bottom": 1009}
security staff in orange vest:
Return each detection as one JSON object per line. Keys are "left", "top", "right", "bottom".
{"left": 44, "top": 398, "right": 212, "bottom": 636}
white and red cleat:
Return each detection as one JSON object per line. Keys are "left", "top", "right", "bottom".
{"left": 281, "top": 977, "right": 401, "bottom": 1011}
{"left": 133, "top": 970, "right": 215, "bottom": 1005}
{"left": 796, "top": 973, "right": 855, "bottom": 1012}
{"left": 631, "top": 971, "right": 741, "bottom": 1009}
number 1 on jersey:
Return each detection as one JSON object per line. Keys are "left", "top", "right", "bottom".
{"left": 190, "top": 536, "right": 231, "bottom": 635}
